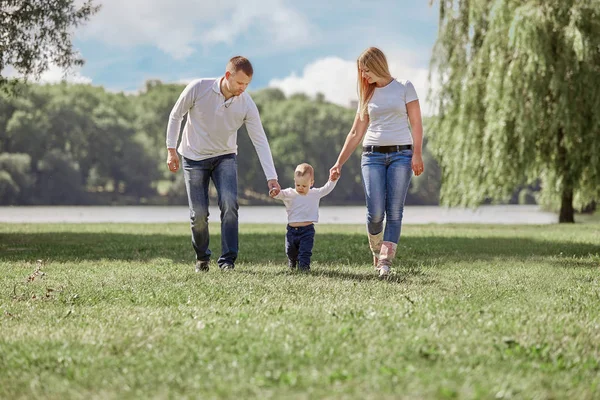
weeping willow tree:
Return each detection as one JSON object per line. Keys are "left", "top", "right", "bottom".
{"left": 429, "top": 0, "right": 600, "bottom": 222}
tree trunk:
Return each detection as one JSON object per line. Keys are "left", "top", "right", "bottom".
{"left": 559, "top": 185, "right": 575, "bottom": 223}
{"left": 557, "top": 127, "right": 575, "bottom": 223}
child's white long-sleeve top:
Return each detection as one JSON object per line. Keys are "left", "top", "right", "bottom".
{"left": 273, "top": 180, "right": 338, "bottom": 223}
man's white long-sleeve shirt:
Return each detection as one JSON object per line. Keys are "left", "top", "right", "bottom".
{"left": 273, "top": 180, "right": 338, "bottom": 223}
{"left": 166, "top": 77, "right": 277, "bottom": 180}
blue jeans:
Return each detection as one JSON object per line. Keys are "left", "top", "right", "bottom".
{"left": 361, "top": 150, "right": 413, "bottom": 244}
{"left": 183, "top": 154, "right": 238, "bottom": 267}
{"left": 285, "top": 224, "right": 315, "bottom": 270}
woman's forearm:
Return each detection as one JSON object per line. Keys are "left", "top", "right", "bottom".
{"left": 336, "top": 131, "right": 362, "bottom": 166}
{"left": 412, "top": 124, "right": 423, "bottom": 155}
{"left": 407, "top": 100, "right": 423, "bottom": 155}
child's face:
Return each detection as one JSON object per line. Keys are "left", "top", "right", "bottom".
{"left": 294, "top": 175, "right": 313, "bottom": 195}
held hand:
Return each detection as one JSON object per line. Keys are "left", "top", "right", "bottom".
{"left": 412, "top": 153, "right": 424, "bottom": 176}
{"left": 268, "top": 179, "right": 281, "bottom": 197}
{"left": 329, "top": 164, "right": 341, "bottom": 181}
{"left": 166, "top": 149, "right": 179, "bottom": 173}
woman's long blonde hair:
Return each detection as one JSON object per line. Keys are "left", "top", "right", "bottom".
{"left": 357, "top": 47, "right": 392, "bottom": 120}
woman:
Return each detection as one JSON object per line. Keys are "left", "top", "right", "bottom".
{"left": 330, "top": 47, "right": 424, "bottom": 278}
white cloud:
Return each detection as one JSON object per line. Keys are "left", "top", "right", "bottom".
{"left": 268, "top": 57, "right": 357, "bottom": 107}
{"left": 37, "top": 65, "right": 92, "bottom": 84}
{"left": 203, "top": 0, "right": 312, "bottom": 47}
{"left": 175, "top": 77, "right": 199, "bottom": 85}
{"left": 268, "top": 53, "right": 436, "bottom": 114}
{"left": 78, "top": 0, "right": 314, "bottom": 59}
{"left": 3, "top": 64, "right": 92, "bottom": 84}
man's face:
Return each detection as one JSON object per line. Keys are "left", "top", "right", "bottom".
{"left": 225, "top": 70, "right": 251, "bottom": 96}
{"left": 294, "top": 176, "right": 313, "bottom": 195}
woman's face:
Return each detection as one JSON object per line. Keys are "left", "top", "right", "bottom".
{"left": 359, "top": 64, "right": 378, "bottom": 85}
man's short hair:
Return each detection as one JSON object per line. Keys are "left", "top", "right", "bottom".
{"left": 295, "top": 163, "right": 314, "bottom": 179}
{"left": 227, "top": 56, "right": 253, "bottom": 77}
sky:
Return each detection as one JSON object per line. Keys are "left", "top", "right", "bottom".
{"left": 30, "top": 0, "right": 440, "bottom": 110}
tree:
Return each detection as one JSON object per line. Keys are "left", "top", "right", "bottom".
{"left": 36, "top": 149, "right": 87, "bottom": 204}
{"left": 408, "top": 136, "right": 441, "bottom": 205}
{"left": 133, "top": 80, "right": 187, "bottom": 179}
{"left": 251, "top": 88, "right": 360, "bottom": 204}
{"left": 0, "top": 171, "right": 19, "bottom": 204}
{"left": 0, "top": 82, "right": 161, "bottom": 204}
{"left": 0, "top": 152, "right": 34, "bottom": 204}
{"left": 429, "top": 0, "right": 600, "bottom": 222}
{"left": 0, "top": 0, "right": 100, "bottom": 88}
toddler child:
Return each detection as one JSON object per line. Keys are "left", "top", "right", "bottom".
{"left": 269, "top": 163, "right": 338, "bottom": 271}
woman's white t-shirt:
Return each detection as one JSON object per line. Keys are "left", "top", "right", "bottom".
{"left": 361, "top": 79, "right": 419, "bottom": 146}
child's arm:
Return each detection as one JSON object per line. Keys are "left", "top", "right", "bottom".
{"left": 313, "top": 179, "right": 338, "bottom": 198}
{"left": 272, "top": 188, "right": 293, "bottom": 200}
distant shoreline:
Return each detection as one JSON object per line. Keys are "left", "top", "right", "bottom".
{"left": 0, "top": 205, "right": 557, "bottom": 225}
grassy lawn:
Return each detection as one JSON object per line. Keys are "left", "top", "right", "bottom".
{"left": 1, "top": 222, "right": 599, "bottom": 399}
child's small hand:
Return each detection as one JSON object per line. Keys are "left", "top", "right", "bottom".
{"left": 329, "top": 166, "right": 341, "bottom": 181}
{"left": 268, "top": 180, "right": 281, "bottom": 197}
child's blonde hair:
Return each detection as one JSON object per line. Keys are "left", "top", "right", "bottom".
{"left": 295, "top": 163, "right": 314, "bottom": 180}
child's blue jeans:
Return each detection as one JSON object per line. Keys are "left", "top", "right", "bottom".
{"left": 285, "top": 224, "right": 315, "bottom": 270}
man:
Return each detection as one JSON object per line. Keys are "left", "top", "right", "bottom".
{"left": 166, "top": 56, "right": 281, "bottom": 272}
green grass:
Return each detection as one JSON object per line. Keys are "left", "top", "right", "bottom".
{"left": 1, "top": 222, "right": 599, "bottom": 399}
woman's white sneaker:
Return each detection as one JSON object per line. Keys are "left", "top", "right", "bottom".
{"left": 378, "top": 264, "right": 390, "bottom": 278}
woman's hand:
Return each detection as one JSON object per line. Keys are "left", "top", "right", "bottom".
{"left": 329, "top": 164, "right": 342, "bottom": 181}
{"left": 330, "top": 114, "right": 368, "bottom": 182}
{"left": 412, "top": 153, "right": 424, "bottom": 176}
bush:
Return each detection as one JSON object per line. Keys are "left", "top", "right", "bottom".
{"left": 36, "top": 150, "right": 87, "bottom": 204}
{"left": 0, "top": 152, "right": 34, "bottom": 204}
{"left": 0, "top": 170, "right": 19, "bottom": 204}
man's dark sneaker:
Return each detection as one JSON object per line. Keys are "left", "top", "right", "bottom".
{"left": 195, "top": 260, "right": 209, "bottom": 272}
{"left": 288, "top": 260, "right": 297, "bottom": 270}
{"left": 298, "top": 265, "right": 311, "bottom": 273}
{"left": 220, "top": 263, "right": 235, "bottom": 271}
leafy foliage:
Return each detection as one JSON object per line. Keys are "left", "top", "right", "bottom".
{"left": 0, "top": 0, "right": 100, "bottom": 88}
{"left": 430, "top": 0, "right": 600, "bottom": 222}
{"left": 0, "top": 82, "right": 442, "bottom": 205}
{"left": 0, "top": 83, "right": 159, "bottom": 204}
{"left": 0, "top": 152, "right": 33, "bottom": 204}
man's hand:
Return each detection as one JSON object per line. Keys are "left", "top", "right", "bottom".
{"left": 268, "top": 179, "right": 281, "bottom": 197}
{"left": 167, "top": 148, "right": 179, "bottom": 173}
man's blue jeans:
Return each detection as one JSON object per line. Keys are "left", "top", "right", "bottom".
{"left": 183, "top": 154, "right": 238, "bottom": 267}
{"left": 361, "top": 150, "right": 413, "bottom": 244}
{"left": 285, "top": 224, "right": 315, "bottom": 270}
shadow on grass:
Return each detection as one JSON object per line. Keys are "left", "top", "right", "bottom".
{"left": 1, "top": 231, "right": 597, "bottom": 270}
{"left": 235, "top": 265, "right": 429, "bottom": 284}
{"left": 313, "top": 268, "right": 431, "bottom": 284}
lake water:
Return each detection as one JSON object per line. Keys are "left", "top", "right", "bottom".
{"left": 0, "top": 205, "right": 557, "bottom": 224}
